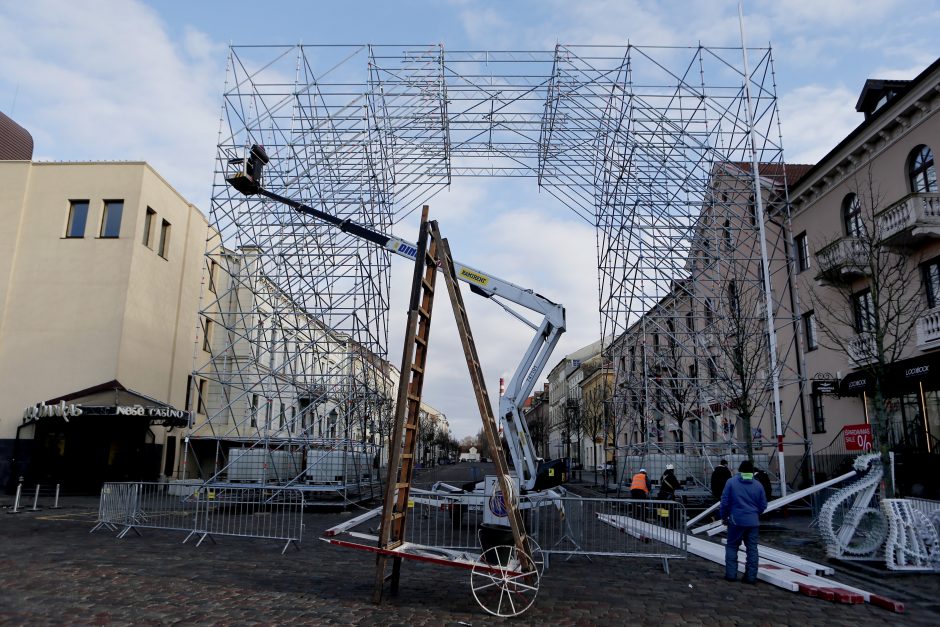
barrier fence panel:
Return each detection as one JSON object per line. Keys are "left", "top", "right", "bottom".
{"left": 92, "top": 483, "right": 139, "bottom": 534}
{"left": 194, "top": 485, "right": 305, "bottom": 554}
{"left": 404, "top": 493, "right": 687, "bottom": 571}
{"left": 118, "top": 481, "right": 200, "bottom": 539}
{"left": 407, "top": 492, "right": 487, "bottom": 551}
{"left": 528, "top": 496, "right": 688, "bottom": 571}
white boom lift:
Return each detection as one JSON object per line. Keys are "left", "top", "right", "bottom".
{"left": 226, "top": 145, "right": 567, "bottom": 492}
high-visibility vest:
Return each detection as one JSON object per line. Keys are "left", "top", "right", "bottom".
{"left": 630, "top": 473, "right": 649, "bottom": 493}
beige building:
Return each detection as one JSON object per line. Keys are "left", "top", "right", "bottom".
{"left": 0, "top": 153, "right": 211, "bottom": 492}
{"left": 788, "top": 58, "right": 940, "bottom": 495}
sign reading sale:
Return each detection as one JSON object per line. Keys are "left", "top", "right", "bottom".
{"left": 844, "top": 423, "right": 873, "bottom": 451}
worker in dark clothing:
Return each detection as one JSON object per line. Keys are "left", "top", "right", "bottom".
{"left": 657, "top": 463, "right": 682, "bottom": 501}
{"left": 754, "top": 468, "right": 773, "bottom": 502}
{"left": 710, "top": 459, "right": 732, "bottom": 501}
{"left": 720, "top": 460, "right": 768, "bottom": 583}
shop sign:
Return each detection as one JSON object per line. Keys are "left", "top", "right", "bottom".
{"left": 844, "top": 423, "right": 873, "bottom": 451}
{"left": 116, "top": 405, "right": 188, "bottom": 420}
{"left": 22, "top": 401, "right": 83, "bottom": 421}
{"left": 812, "top": 380, "right": 838, "bottom": 395}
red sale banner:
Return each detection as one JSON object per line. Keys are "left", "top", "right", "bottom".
{"left": 844, "top": 423, "right": 873, "bottom": 451}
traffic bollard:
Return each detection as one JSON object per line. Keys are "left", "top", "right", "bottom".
{"left": 9, "top": 480, "right": 23, "bottom": 514}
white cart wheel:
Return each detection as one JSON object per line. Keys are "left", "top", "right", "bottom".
{"left": 471, "top": 545, "right": 540, "bottom": 617}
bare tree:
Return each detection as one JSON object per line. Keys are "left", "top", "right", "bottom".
{"left": 808, "top": 171, "right": 925, "bottom": 473}
{"left": 581, "top": 369, "right": 612, "bottom": 484}
{"left": 651, "top": 321, "right": 699, "bottom": 454}
{"left": 708, "top": 265, "right": 773, "bottom": 462}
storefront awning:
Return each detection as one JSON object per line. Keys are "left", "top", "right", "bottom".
{"left": 839, "top": 352, "right": 940, "bottom": 397}
{"left": 22, "top": 380, "right": 191, "bottom": 428}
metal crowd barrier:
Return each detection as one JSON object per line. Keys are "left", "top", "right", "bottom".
{"left": 91, "top": 482, "right": 140, "bottom": 534}
{"left": 407, "top": 492, "right": 487, "bottom": 550}
{"left": 404, "top": 492, "right": 687, "bottom": 570}
{"left": 191, "top": 485, "right": 305, "bottom": 554}
{"left": 528, "top": 496, "right": 688, "bottom": 572}
{"left": 93, "top": 482, "right": 305, "bottom": 553}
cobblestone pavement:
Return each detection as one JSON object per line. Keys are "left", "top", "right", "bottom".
{"left": 1, "top": 475, "right": 938, "bottom": 625}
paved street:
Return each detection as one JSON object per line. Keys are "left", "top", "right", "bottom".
{"left": 1, "top": 466, "right": 937, "bottom": 625}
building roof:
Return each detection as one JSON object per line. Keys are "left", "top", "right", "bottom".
{"left": 725, "top": 161, "right": 816, "bottom": 189}
{"left": 0, "top": 111, "right": 33, "bottom": 160}
{"left": 791, "top": 56, "right": 940, "bottom": 196}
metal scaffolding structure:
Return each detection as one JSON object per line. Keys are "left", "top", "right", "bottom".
{"left": 187, "top": 43, "right": 807, "bottom": 495}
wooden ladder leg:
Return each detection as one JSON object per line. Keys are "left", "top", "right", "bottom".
{"left": 372, "top": 206, "right": 438, "bottom": 604}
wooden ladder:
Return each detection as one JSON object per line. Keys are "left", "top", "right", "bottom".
{"left": 428, "top": 222, "right": 532, "bottom": 566}
{"left": 373, "top": 207, "right": 438, "bottom": 603}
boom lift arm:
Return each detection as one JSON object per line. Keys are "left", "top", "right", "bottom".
{"left": 226, "top": 145, "right": 566, "bottom": 490}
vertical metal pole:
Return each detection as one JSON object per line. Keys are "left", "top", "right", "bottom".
{"left": 10, "top": 480, "right": 22, "bottom": 513}
{"left": 53, "top": 484, "right": 61, "bottom": 509}
{"left": 739, "top": 3, "right": 786, "bottom": 497}
{"left": 919, "top": 381, "right": 931, "bottom": 453}
{"left": 31, "top": 485, "right": 40, "bottom": 511}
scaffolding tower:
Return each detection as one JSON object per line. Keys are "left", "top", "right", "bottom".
{"left": 187, "top": 43, "right": 808, "bottom": 496}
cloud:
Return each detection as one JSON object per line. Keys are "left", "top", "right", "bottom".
{"left": 0, "top": 0, "right": 225, "bottom": 208}
{"left": 779, "top": 84, "right": 861, "bottom": 164}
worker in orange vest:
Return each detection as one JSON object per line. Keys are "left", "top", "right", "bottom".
{"left": 630, "top": 468, "right": 650, "bottom": 500}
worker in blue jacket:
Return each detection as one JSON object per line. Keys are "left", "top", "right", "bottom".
{"left": 719, "top": 459, "right": 768, "bottom": 583}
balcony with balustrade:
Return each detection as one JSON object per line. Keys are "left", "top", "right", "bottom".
{"left": 916, "top": 306, "right": 940, "bottom": 350}
{"left": 815, "top": 236, "right": 870, "bottom": 283}
{"left": 876, "top": 192, "right": 940, "bottom": 247}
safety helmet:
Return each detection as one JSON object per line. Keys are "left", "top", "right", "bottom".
{"left": 639, "top": 468, "right": 646, "bottom": 473}
{"left": 665, "top": 464, "right": 674, "bottom": 470}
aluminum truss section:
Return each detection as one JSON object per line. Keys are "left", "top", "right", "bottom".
{"left": 186, "top": 43, "right": 805, "bottom": 496}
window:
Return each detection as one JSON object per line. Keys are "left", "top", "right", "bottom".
{"left": 202, "top": 319, "right": 214, "bottom": 352}
{"left": 197, "top": 379, "right": 207, "bottom": 415}
{"left": 842, "top": 194, "right": 863, "bottom": 237}
{"left": 264, "top": 399, "right": 272, "bottom": 430}
{"left": 853, "top": 289, "right": 875, "bottom": 333}
{"left": 908, "top": 145, "right": 937, "bottom": 193}
{"left": 250, "top": 394, "right": 259, "bottom": 428}
{"left": 924, "top": 257, "right": 940, "bottom": 309}
{"left": 629, "top": 347, "right": 636, "bottom": 372}
{"left": 748, "top": 194, "right": 757, "bottom": 226}
{"left": 723, "top": 219, "right": 733, "bottom": 249}
{"left": 707, "top": 356, "right": 718, "bottom": 379}
{"left": 802, "top": 311, "right": 818, "bottom": 351}
{"left": 794, "top": 231, "right": 810, "bottom": 273}
{"left": 100, "top": 200, "right": 123, "bottom": 238}
{"left": 278, "top": 403, "right": 286, "bottom": 430}
{"left": 290, "top": 406, "right": 296, "bottom": 432}
{"left": 208, "top": 259, "right": 219, "bottom": 294}
{"left": 66, "top": 200, "right": 89, "bottom": 238}
{"left": 157, "top": 219, "right": 171, "bottom": 258}
{"left": 727, "top": 280, "right": 740, "bottom": 318}
{"left": 685, "top": 311, "right": 695, "bottom": 333}
{"left": 812, "top": 394, "right": 825, "bottom": 433}
{"left": 142, "top": 207, "right": 156, "bottom": 247}
{"left": 705, "top": 298, "right": 715, "bottom": 325}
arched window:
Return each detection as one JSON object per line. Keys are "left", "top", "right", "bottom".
{"left": 842, "top": 193, "right": 862, "bottom": 237}
{"left": 908, "top": 145, "right": 937, "bottom": 193}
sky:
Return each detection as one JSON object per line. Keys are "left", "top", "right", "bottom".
{"left": 2, "top": 0, "right": 939, "bottom": 439}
